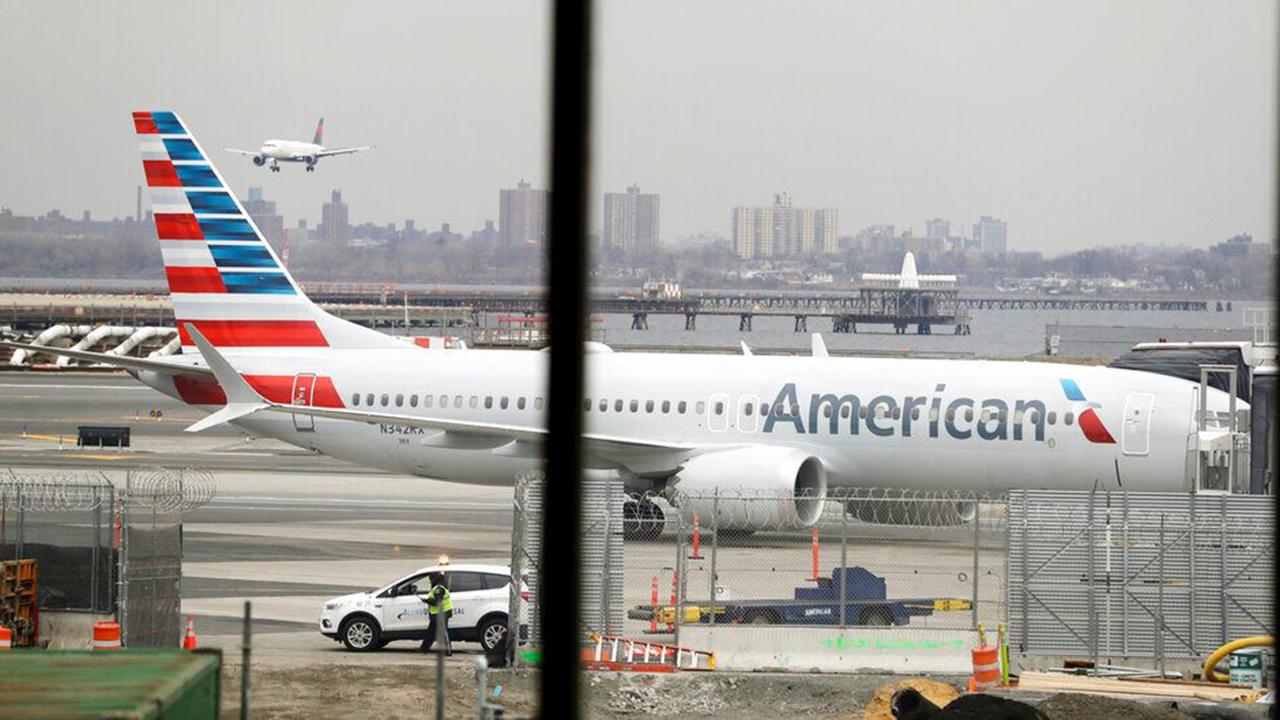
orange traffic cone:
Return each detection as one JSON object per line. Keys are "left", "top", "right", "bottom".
{"left": 182, "top": 616, "right": 197, "bottom": 650}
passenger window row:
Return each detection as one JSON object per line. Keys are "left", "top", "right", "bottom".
{"left": 350, "top": 393, "right": 545, "bottom": 412}
{"left": 346, "top": 390, "right": 1078, "bottom": 428}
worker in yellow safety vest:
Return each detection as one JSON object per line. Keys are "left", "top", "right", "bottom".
{"left": 419, "top": 572, "right": 453, "bottom": 655}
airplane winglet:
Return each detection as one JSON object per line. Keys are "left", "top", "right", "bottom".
{"left": 183, "top": 323, "right": 269, "bottom": 432}
{"left": 811, "top": 333, "right": 829, "bottom": 358}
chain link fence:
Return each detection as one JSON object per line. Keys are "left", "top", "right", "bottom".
{"left": 1008, "top": 489, "right": 1274, "bottom": 666}
{"left": 0, "top": 467, "right": 214, "bottom": 648}
{"left": 620, "top": 488, "right": 1007, "bottom": 650}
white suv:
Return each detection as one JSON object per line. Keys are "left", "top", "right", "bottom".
{"left": 319, "top": 563, "right": 527, "bottom": 653}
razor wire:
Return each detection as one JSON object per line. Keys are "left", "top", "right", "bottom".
{"left": 125, "top": 466, "right": 216, "bottom": 513}
{"left": 0, "top": 469, "right": 115, "bottom": 511}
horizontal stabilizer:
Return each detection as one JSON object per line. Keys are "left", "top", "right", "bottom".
{"left": 0, "top": 340, "right": 211, "bottom": 377}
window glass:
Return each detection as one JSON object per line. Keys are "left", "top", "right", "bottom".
{"left": 424, "top": 395, "right": 434, "bottom": 408}
{"left": 696, "top": 401, "right": 706, "bottom": 415}
{"left": 599, "top": 399, "right": 608, "bottom": 412}
{"left": 410, "top": 394, "right": 419, "bottom": 407}
{"left": 714, "top": 401, "right": 725, "bottom": 415}
{"left": 366, "top": 393, "right": 374, "bottom": 406}
{"left": 469, "top": 395, "right": 478, "bottom": 409}
{"left": 1047, "top": 411, "right": 1057, "bottom": 425}
{"left": 678, "top": 401, "right": 687, "bottom": 414}
{"left": 892, "top": 407, "right": 901, "bottom": 420}
{"left": 842, "top": 405, "right": 851, "bottom": 419}
{"left": 627, "top": 399, "right": 637, "bottom": 412}
{"left": 500, "top": 397, "right": 509, "bottom": 410}
{"left": 518, "top": 397, "right": 527, "bottom": 410}
{"left": 482, "top": 573, "right": 511, "bottom": 590}
{"left": 929, "top": 407, "right": 939, "bottom": 422}
{"left": 911, "top": 407, "right": 920, "bottom": 420}
{"left": 1064, "top": 411, "right": 1074, "bottom": 426}
{"left": 388, "top": 573, "right": 429, "bottom": 597}
{"left": 790, "top": 403, "right": 800, "bottom": 416}
{"left": 535, "top": 397, "right": 544, "bottom": 410}
{"left": 615, "top": 399, "right": 623, "bottom": 412}
{"left": 439, "top": 394, "right": 447, "bottom": 408}
{"left": 859, "top": 406, "right": 868, "bottom": 419}
{"left": 645, "top": 400, "right": 654, "bottom": 413}
{"left": 661, "top": 400, "right": 670, "bottom": 414}
{"left": 395, "top": 393, "right": 404, "bottom": 407}
{"left": 445, "top": 571, "right": 486, "bottom": 593}
{"left": 746, "top": 402, "right": 755, "bottom": 417}
{"left": 946, "top": 407, "right": 955, "bottom": 421}
{"left": 583, "top": 398, "right": 591, "bottom": 411}
{"left": 351, "top": 393, "right": 360, "bottom": 406}
{"left": 380, "top": 393, "right": 389, "bottom": 407}
{"left": 454, "top": 395, "right": 463, "bottom": 408}
{"left": 484, "top": 396, "right": 493, "bottom": 409}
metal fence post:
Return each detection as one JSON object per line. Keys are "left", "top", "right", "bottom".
{"left": 1218, "top": 494, "right": 1227, "bottom": 646}
{"left": 1121, "top": 492, "right": 1129, "bottom": 656}
{"left": 90, "top": 485, "right": 101, "bottom": 612}
{"left": 971, "top": 492, "right": 980, "bottom": 630}
{"left": 240, "top": 600, "right": 251, "bottom": 720}
{"left": 1188, "top": 496, "right": 1197, "bottom": 655}
{"left": 709, "top": 491, "right": 718, "bottom": 626}
{"left": 1157, "top": 513, "right": 1166, "bottom": 678}
{"left": 674, "top": 510, "right": 685, "bottom": 648}
{"left": 14, "top": 484, "right": 23, "bottom": 560}
{"left": 507, "top": 482, "right": 525, "bottom": 668}
{"left": 1087, "top": 490, "right": 1098, "bottom": 674}
{"left": 839, "top": 500, "right": 848, "bottom": 629}
{"left": 1019, "top": 494, "right": 1029, "bottom": 652}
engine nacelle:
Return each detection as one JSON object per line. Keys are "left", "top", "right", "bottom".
{"left": 252, "top": 155, "right": 266, "bottom": 166}
{"left": 668, "top": 447, "right": 827, "bottom": 531}
{"left": 305, "top": 155, "right": 318, "bottom": 166}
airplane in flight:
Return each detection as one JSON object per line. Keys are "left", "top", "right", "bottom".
{"left": 225, "top": 117, "right": 370, "bottom": 172}
{"left": 2, "top": 111, "right": 1244, "bottom": 536}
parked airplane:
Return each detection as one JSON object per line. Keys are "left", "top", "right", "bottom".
{"left": 2, "top": 112, "right": 1244, "bottom": 536}
{"left": 225, "top": 117, "right": 369, "bottom": 172}
{"left": 861, "top": 251, "right": 956, "bottom": 289}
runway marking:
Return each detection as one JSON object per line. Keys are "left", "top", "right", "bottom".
{"left": 12, "top": 433, "right": 64, "bottom": 442}
{"left": 0, "top": 383, "right": 151, "bottom": 391}
{"left": 76, "top": 454, "right": 128, "bottom": 461}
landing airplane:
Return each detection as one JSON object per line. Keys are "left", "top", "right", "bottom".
{"left": 225, "top": 117, "right": 369, "bottom": 172}
{"left": 2, "top": 111, "right": 1244, "bottom": 535}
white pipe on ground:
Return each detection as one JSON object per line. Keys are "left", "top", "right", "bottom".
{"left": 55, "top": 326, "right": 137, "bottom": 367}
{"left": 147, "top": 335, "right": 181, "bottom": 358}
{"left": 109, "top": 326, "right": 177, "bottom": 358}
{"left": 9, "top": 324, "right": 93, "bottom": 365}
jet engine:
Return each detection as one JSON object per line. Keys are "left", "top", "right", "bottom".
{"left": 667, "top": 446, "right": 827, "bottom": 531}
{"left": 252, "top": 155, "right": 266, "bottom": 166}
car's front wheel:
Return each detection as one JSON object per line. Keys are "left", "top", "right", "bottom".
{"left": 477, "top": 616, "right": 509, "bottom": 653}
{"left": 340, "top": 615, "right": 381, "bottom": 652}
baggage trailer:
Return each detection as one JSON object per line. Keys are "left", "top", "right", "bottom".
{"left": 631, "top": 566, "right": 971, "bottom": 627}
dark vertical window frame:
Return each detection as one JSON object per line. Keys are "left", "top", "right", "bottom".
{"left": 542, "top": 0, "right": 591, "bottom": 716}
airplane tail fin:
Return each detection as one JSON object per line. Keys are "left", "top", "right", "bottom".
{"left": 898, "top": 251, "right": 920, "bottom": 289}
{"left": 132, "top": 111, "right": 400, "bottom": 351}
{"left": 313, "top": 117, "right": 324, "bottom": 146}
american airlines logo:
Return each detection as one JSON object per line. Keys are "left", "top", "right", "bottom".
{"left": 760, "top": 378, "right": 1114, "bottom": 444}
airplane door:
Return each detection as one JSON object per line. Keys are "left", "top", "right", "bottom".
{"left": 291, "top": 373, "right": 317, "bottom": 432}
{"left": 738, "top": 394, "right": 760, "bottom": 433}
{"left": 1122, "top": 393, "right": 1154, "bottom": 456}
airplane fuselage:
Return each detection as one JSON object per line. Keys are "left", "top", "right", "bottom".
{"left": 138, "top": 348, "right": 1220, "bottom": 493}
{"left": 260, "top": 140, "right": 324, "bottom": 162}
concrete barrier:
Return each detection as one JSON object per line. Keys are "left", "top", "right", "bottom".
{"left": 679, "top": 626, "right": 979, "bottom": 674}
{"left": 40, "top": 610, "right": 115, "bottom": 649}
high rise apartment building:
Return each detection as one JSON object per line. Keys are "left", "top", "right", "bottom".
{"left": 972, "top": 215, "right": 1008, "bottom": 254}
{"left": 603, "top": 185, "right": 660, "bottom": 256}
{"left": 499, "top": 181, "right": 549, "bottom": 247}
{"left": 242, "top": 187, "right": 284, "bottom": 246}
{"left": 319, "top": 190, "right": 351, "bottom": 245}
{"left": 732, "top": 193, "right": 838, "bottom": 259}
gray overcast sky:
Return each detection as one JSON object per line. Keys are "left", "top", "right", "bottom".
{"left": 1, "top": 1, "right": 1274, "bottom": 254}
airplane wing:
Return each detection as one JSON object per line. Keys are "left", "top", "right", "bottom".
{"left": 224, "top": 148, "right": 260, "bottom": 156}
{"left": 315, "top": 146, "right": 371, "bottom": 158}
{"left": 181, "top": 324, "right": 695, "bottom": 472}
{"left": 0, "top": 340, "right": 212, "bottom": 377}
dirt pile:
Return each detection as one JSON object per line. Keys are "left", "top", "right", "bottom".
{"left": 1035, "top": 693, "right": 1196, "bottom": 720}
{"left": 604, "top": 674, "right": 728, "bottom": 716}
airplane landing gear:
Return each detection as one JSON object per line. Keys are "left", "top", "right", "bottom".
{"left": 306, "top": 165, "right": 315, "bottom": 172}
{"left": 623, "top": 497, "right": 664, "bottom": 541}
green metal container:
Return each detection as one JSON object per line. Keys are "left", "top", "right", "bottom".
{"left": 1228, "top": 648, "right": 1265, "bottom": 689}
{"left": 0, "top": 649, "right": 221, "bottom": 719}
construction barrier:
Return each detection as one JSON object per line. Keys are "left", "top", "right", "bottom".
{"left": 583, "top": 634, "right": 714, "bottom": 672}
{"left": 969, "top": 644, "right": 1000, "bottom": 691}
{"left": 0, "top": 626, "right": 11, "bottom": 650}
{"left": 92, "top": 621, "right": 121, "bottom": 651}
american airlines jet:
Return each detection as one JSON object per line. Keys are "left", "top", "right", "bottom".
{"left": 225, "top": 117, "right": 369, "bottom": 172}
{"left": 3, "top": 112, "right": 1243, "bottom": 534}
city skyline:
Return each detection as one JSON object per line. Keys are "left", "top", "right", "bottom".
{"left": 0, "top": 2, "right": 1273, "bottom": 256}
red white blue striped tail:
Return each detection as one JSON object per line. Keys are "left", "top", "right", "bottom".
{"left": 133, "top": 111, "right": 399, "bottom": 350}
